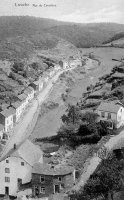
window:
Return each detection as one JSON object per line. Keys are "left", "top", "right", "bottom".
{"left": 58, "top": 177, "right": 62, "bottom": 182}
{"left": 40, "top": 187, "right": 45, "bottom": 194}
{"left": 40, "top": 176, "right": 45, "bottom": 183}
{"left": 5, "top": 168, "right": 10, "bottom": 173}
{"left": 6, "top": 160, "right": 9, "bottom": 163}
{"left": 21, "top": 162, "right": 24, "bottom": 166}
{"left": 101, "top": 112, "right": 105, "bottom": 118}
{"left": 5, "top": 177, "right": 10, "bottom": 183}
{"left": 108, "top": 113, "right": 111, "bottom": 119}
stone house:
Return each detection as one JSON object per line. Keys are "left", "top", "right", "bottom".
{"left": 0, "top": 108, "right": 15, "bottom": 132}
{"left": 96, "top": 101, "right": 124, "bottom": 129}
{"left": 32, "top": 163, "right": 75, "bottom": 198}
{"left": 0, "top": 140, "right": 43, "bottom": 197}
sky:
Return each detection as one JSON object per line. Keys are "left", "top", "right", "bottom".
{"left": 0, "top": 0, "right": 124, "bottom": 24}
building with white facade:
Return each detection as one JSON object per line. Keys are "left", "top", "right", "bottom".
{"left": 0, "top": 108, "right": 15, "bottom": 132}
{"left": 96, "top": 101, "right": 124, "bottom": 129}
{"left": 0, "top": 140, "right": 43, "bottom": 196}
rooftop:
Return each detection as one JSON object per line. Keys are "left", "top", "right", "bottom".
{"left": 97, "top": 101, "right": 121, "bottom": 113}
{"left": 11, "top": 101, "right": 22, "bottom": 109}
{"left": 10, "top": 140, "right": 43, "bottom": 166}
{"left": 18, "top": 93, "right": 27, "bottom": 101}
{"left": 32, "top": 163, "right": 74, "bottom": 176}
{"left": 0, "top": 107, "right": 15, "bottom": 118}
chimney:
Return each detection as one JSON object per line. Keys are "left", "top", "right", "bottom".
{"left": 14, "top": 143, "right": 16, "bottom": 150}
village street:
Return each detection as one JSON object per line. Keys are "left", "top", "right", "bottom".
{"left": 73, "top": 127, "right": 124, "bottom": 191}
{"left": 0, "top": 65, "right": 78, "bottom": 161}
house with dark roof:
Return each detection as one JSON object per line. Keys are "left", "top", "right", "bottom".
{"left": 32, "top": 163, "right": 75, "bottom": 198}
{"left": 96, "top": 101, "right": 124, "bottom": 129}
{"left": 0, "top": 140, "right": 43, "bottom": 197}
{"left": 10, "top": 101, "right": 23, "bottom": 122}
{"left": 0, "top": 108, "right": 15, "bottom": 132}
{"left": 17, "top": 93, "right": 28, "bottom": 111}
{"left": 29, "top": 78, "right": 44, "bottom": 92}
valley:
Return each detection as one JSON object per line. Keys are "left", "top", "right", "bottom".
{"left": 31, "top": 47, "right": 124, "bottom": 141}
{"left": 0, "top": 15, "right": 124, "bottom": 200}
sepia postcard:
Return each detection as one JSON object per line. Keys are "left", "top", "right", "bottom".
{"left": 0, "top": 0, "right": 123, "bottom": 200}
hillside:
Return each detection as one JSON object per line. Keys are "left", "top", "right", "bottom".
{"left": 0, "top": 17, "right": 124, "bottom": 49}
{"left": 46, "top": 23, "right": 124, "bottom": 47}
{"left": 103, "top": 32, "right": 124, "bottom": 48}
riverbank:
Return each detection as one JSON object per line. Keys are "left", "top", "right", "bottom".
{"left": 31, "top": 47, "right": 124, "bottom": 142}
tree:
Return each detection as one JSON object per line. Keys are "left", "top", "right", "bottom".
{"left": 81, "top": 112, "right": 99, "bottom": 125}
{"left": 61, "top": 104, "right": 81, "bottom": 125}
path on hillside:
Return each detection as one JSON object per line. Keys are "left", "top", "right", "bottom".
{"left": 0, "top": 65, "right": 79, "bottom": 161}
{"left": 73, "top": 128, "right": 124, "bottom": 191}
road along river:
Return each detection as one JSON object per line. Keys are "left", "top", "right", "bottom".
{"left": 0, "top": 66, "right": 79, "bottom": 161}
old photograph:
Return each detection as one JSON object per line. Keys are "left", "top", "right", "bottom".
{"left": 0, "top": 0, "right": 123, "bottom": 199}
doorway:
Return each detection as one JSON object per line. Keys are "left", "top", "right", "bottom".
{"left": 5, "top": 187, "right": 9, "bottom": 196}
{"left": 54, "top": 185, "right": 60, "bottom": 193}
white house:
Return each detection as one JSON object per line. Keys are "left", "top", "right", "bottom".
{"left": 38, "top": 77, "right": 44, "bottom": 91}
{"left": 0, "top": 108, "right": 15, "bottom": 133}
{"left": 23, "top": 86, "right": 34, "bottom": 102}
{"left": 0, "top": 124, "right": 4, "bottom": 140}
{"left": 11, "top": 101, "right": 23, "bottom": 123}
{"left": 96, "top": 101, "right": 124, "bottom": 129}
{"left": 0, "top": 140, "right": 43, "bottom": 197}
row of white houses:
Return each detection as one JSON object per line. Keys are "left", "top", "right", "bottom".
{"left": 0, "top": 64, "right": 62, "bottom": 140}
{"left": 0, "top": 59, "right": 82, "bottom": 197}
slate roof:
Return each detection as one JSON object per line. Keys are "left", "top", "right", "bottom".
{"left": 11, "top": 101, "right": 22, "bottom": 109}
{"left": 97, "top": 101, "right": 121, "bottom": 113}
{"left": 24, "top": 86, "right": 34, "bottom": 95}
{"left": 0, "top": 107, "right": 15, "bottom": 118}
{"left": 18, "top": 93, "right": 27, "bottom": 101}
{"left": 11, "top": 140, "right": 43, "bottom": 166}
{"left": 32, "top": 163, "right": 74, "bottom": 176}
